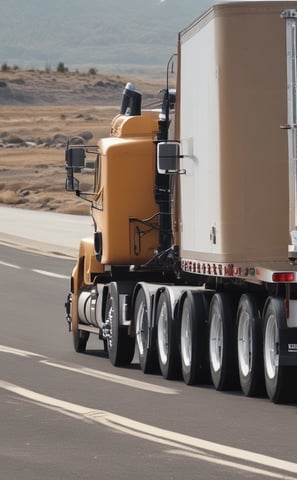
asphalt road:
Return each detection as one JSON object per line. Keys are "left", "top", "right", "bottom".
{"left": 1, "top": 216, "right": 297, "bottom": 479}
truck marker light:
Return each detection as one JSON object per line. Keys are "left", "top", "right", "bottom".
{"left": 272, "top": 272, "right": 295, "bottom": 282}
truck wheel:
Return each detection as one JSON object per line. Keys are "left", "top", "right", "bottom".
{"left": 134, "top": 288, "right": 159, "bottom": 373}
{"left": 263, "top": 297, "right": 297, "bottom": 403}
{"left": 105, "top": 289, "right": 135, "bottom": 367}
{"left": 209, "top": 293, "right": 239, "bottom": 390}
{"left": 73, "top": 329, "right": 90, "bottom": 353}
{"left": 180, "top": 292, "right": 210, "bottom": 385}
{"left": 156, "top": 291, "right": 181, "bottom": 379}
{"left": 237, "top": 294, "right": 265, "bottom": 397}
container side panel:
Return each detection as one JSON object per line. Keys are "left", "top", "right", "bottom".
{"left": 179, "top": 19, "right": 220, "bottom": 255}
{"left": 179, "top": 2, "right": 295, "bottom": 263}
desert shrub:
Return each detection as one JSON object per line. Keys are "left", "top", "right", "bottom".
{"left": 88, "top": 67, "right": 97, "bottom": 75}
{"left": 0, "top": 190, "right": 19, "bottom": 205}
{"left": 1, "top": 63, "right": 10, "bottom": 72}
{"left": 57, "top": 62, "right": 68, "bottom": 73}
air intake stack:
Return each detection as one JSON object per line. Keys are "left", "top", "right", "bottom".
{"left": 120, "top": 82, "right": 142, "bottom": 116}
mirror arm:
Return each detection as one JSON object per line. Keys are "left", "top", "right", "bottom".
{"left": 75, "top": 190, "right": 103, "bottom": 211}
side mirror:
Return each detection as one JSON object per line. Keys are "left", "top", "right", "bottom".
{"left": 65, "top": 147, "right": 85, "bottom": 171}
{"left": 157, "top": 142, "right": 180, "bottom": 174}
{"left": 65, "top": 147, "right": 86, "bottom": 191}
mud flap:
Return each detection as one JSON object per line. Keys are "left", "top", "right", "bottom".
{"left": 279, "top": 327, "right": 297, "bottom": 366}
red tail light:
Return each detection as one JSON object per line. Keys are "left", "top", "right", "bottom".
{"left": 272, "top": 272, "right": 295, "bottom": 282}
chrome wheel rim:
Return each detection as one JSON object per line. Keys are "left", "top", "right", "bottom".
{"left": 181, "top": 303, "right": 191, "bottom": 368}
{"left": 238, "top": 307, "right": 253, "bottom": 377}
{"left": 135, "top": 301, "right": 148, "bottom": 357}
{"left": 106, "top": 297, "right": 114, "bottom": 350}
{"left": 209, "top": 305, "right": 223, "bottom": 373}
{"left": 264, "top": 313, "right": 279, "bottom": 380}
{"left": 157, "top": 302, "right": 169, "bottom": 365}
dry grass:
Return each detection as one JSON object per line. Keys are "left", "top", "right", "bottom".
{"left": 0, "top": 190, "right": 19, "bottom": 205}
{"left": 0, "top": 70, "right": 165, "bottom": 215}
{"left": 0, "top": 104, "right": 118, "bottom": 144}
{"left": 0, "top": 109, "right": 105, "bottom": 215}
{"left": 0, "top": 146, "right": 93, "bottom": 214}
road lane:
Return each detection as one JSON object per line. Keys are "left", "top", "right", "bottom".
{"left": 2, "top": 377, "right": 297, "bottom": 480}
{"left": 1, "top": 243, "right": 297, "bottom": 479}
{"left": 0, "top": 243, "right": 75, "bottom": 275}
{"left": 1, "top": 387, "right": 245, "bottom": 480}
{"left": 0, "top": 205, "right": 93, "bottom": 257}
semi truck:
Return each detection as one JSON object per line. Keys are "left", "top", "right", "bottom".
{"left": 64, "top": 1, "right": 297, "bottom": 404}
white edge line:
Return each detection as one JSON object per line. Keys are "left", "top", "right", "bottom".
{"left": 165, "top": 449, "right": 296, "bottom": 480}
{"left": 0, "top": 261, "right": 68, "bottom": 279}
{"left": 0, "top": 345, "right": 178, "bottom": 395}
{"left": 0, "top": 345, "right": 44, "bottom": 358}
{"left": 0, "top": 260, "right": 22, "bottom": 269}
{"left": 32, "top": 269, "right": 69, "bottom": 279}
{"left": 95, "top": 414, "right": 297, "bottom": 475}
{"left": 40, "top": 360, "right": 178, "bottom": 395}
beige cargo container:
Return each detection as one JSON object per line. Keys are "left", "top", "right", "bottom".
{"left": 178, "top": 1, "right": 297, "bottom": 265}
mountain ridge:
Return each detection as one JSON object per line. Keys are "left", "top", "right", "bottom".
{"left": 0, "top": 0, "right": 214, "bottom": 72}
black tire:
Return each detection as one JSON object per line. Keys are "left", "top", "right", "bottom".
{"left": 237, "top": 293, "right": 265, "bottom": 397}
{"left": 156, "top": 290, "right": 181, "bottom": 379}
{"left": 208, "top": 292, "right": 239, "bottom": 391}
{"left": 263, "top": 297, "right": 297, "bottom": 403}
{"left": 180, "top": 291, "right": 211, "bottom": 385}
{"left": 134, "top": 288, "right": 159, "bottom": 374}
{"left": 73, "top": 329, "right": 89, "bottom": 353}
{"left": 105, "top": 288, "right": 135, "bottom": 367}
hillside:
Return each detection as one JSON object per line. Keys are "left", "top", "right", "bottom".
{"left": 0, "top": 0, "right": 213, "bottom": 72}
{"left": 0, "top": 0, "right": 224, "bottom": 217}
{"left": 0, "top": 69, "right": 165, "bottom": 215}
{"left": 0, "top": 69, "right": 164, "bottom": 106}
